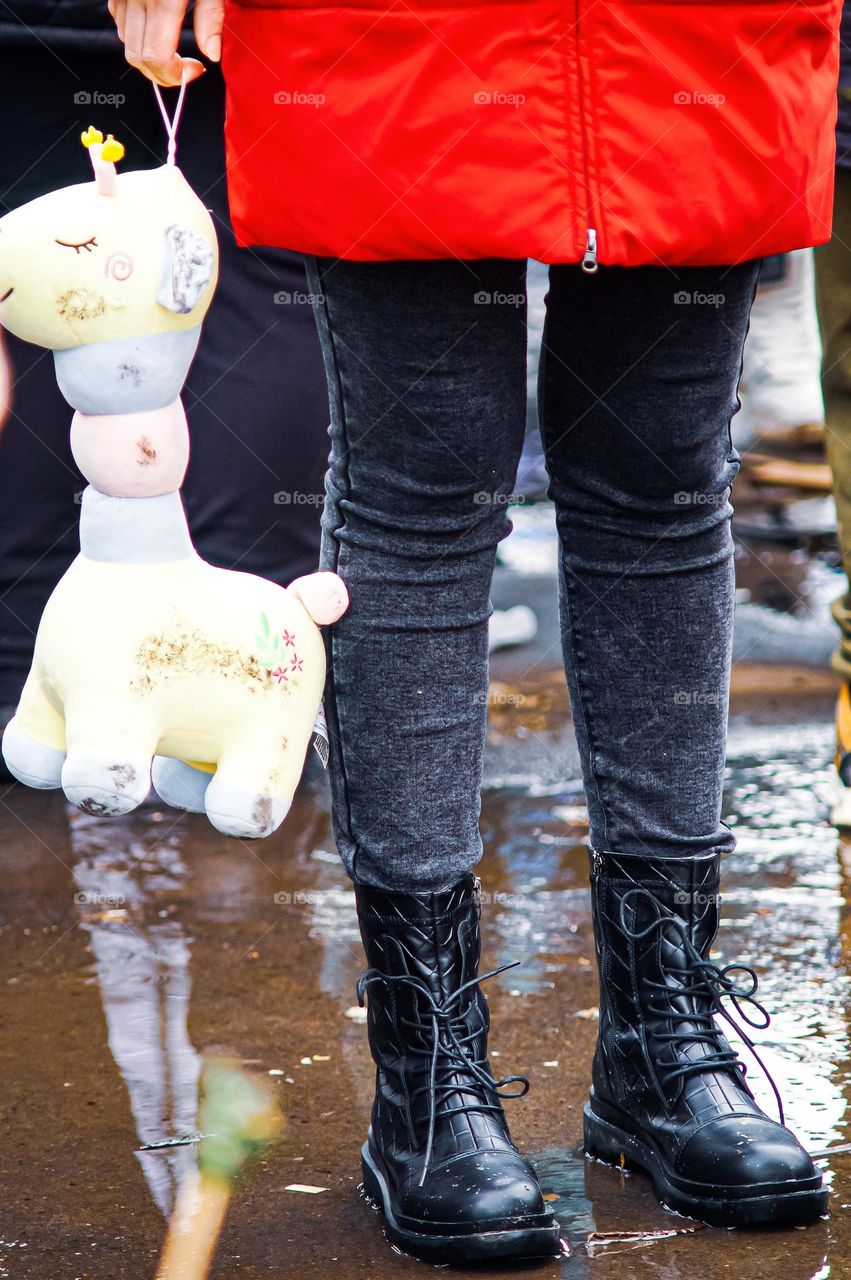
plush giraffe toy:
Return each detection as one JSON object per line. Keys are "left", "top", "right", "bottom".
{"left": 0, "top": 118, "right": 347, "bottom": 838}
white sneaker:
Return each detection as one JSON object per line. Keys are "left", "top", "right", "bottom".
{"left": 488, "top": 605, "right": 538, "bottom": 653}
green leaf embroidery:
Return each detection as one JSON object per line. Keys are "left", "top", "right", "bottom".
{"left": 255, "top": 616, "right": 294, "bottom": 672}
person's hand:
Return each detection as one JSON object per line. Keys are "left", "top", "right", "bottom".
{"left": 108, "top": 0, "right": 224, "bottom": 86}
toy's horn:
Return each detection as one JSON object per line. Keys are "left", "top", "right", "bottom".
{"left": 81, "top": 127, "right": 125, "bottom": 197}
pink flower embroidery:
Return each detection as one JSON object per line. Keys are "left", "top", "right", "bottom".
{"left": 282, "top": 630, "right": 295, "bottom": 648}
{"left": 272, "top": 666, "right": 289, "bottom": 684}
{"left": 290, "top": 655, "right": 303, "bottom": 672}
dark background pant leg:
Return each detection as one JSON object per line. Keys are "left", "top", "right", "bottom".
{"left": 170, "top": 67, "right": 330, "bottom": 585}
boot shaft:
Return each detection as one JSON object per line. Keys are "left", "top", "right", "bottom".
{"left": 355, "top": 874, "right": 482, "bottom": 998}
{"left": 354, "top": 876, "right": 519, "bottom": 1161}
{"left": 589, "top": 849, "right": 727, "bottom": 1110}
{"left": 354, "top": 876, "right": 486, "bottom": 1058}
{"left": 590, "top": 848, "right": 721, "bottom": 1025}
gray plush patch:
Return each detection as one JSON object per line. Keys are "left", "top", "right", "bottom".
{"left": 157, "top": 224, "right": 213, "bottom": 314}
{"left": 54, "top": 327, "right": 202, "bottom": 413}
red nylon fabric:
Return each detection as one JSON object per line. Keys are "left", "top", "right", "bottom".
{"left": 223, "top": 0, "right": 841, "bottom": 265}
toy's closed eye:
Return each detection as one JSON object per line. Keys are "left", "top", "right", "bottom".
{"left": 55, "top": 236, "right": 97, "bottom": 254}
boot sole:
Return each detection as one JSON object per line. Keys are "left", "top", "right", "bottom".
{"left": 360, "top": 1143, "right": 562, "bottom": 1263}
{"left": 584, "top": 1102, "right": 828, "bottom": 1228}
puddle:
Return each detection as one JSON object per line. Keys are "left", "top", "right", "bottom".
{"left": 0, "top": 703, "right": 848, "bottom": 1278}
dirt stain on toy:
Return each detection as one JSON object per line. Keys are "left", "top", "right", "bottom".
{"left": 77, "top": 797, "right": 111, "bottom": 816}
{"left": 136, "top": 436, "right": 156, "bottom": 466}
{"left": 56, "top": 288, "right": 107, "bottom": 322}
{"left": 107, "top": 763, "right": 137, "bottom": 789}
{"left": 252, "top": 795, "right": 273, "bottom": 833}
{"left": 132, "top": 630, "right": 275, "bottom": 691}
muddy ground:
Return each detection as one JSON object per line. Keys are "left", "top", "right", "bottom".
{"left": 0, "top": 647, "right": 847, "bottom": 1280}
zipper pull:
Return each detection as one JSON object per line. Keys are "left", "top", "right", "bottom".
{"left": 581, "top": 227, "right": 598, "bottom": 274}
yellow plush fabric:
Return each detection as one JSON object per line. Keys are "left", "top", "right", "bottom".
{"left": 16, "top": 552, "right": 326, "bottom": 811}
{"left": 0, "top": 163, "right": 217, "bottom": 348}
{"left": 0, "top": 137, "right": 344, "bottom": 839}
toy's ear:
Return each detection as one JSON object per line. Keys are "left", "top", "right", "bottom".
{"left": 157, "top": 223, "right": 214, "bottom": 314}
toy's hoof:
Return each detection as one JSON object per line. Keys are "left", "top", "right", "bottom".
{"left": 62, "top": 751, "right": 151, "bottom": 817}
{"left": 1, "top": 717, "right": 65, "bottom": 788}
{"left": 204, "top": 779, "right": 290, "bottom": 839}
{"left": 151, "top": 756, "right": 212, "bottom": 813}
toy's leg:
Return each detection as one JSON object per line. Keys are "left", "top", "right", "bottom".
{"left": 202, "top": 749, "right": 294, "bottom": 839}
{"left": 62, "top": 750, "right": 153, "bottom": 816}
{"left": 151, "top": 758, "right": 212, "bottom": 814}
{"left": 2, "top": 670, "right": 66, "bottom": 788}
{"left": 62, "top": 714, "right": 157, "bottom": 817}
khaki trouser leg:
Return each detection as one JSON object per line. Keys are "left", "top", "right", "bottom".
{"left": 816, "top": 166, "right": 851, "bottom": 678}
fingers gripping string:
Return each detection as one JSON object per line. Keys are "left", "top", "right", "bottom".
{"left": 153, "top": 70, "right": 188, "bottom": 165}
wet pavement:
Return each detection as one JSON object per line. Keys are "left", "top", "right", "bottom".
{"left": 0, "top": 475, "right": 846, "bottom": 1279}
{"left": 0, "top": 658, "right": 849, "bottom": 1280}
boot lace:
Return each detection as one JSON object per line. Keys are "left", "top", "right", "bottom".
{"left": 357, "top": 959, "right": 529, "bottom": 1184}
{"left": 618, "top": 887, "right": 784, "bottom": 1123}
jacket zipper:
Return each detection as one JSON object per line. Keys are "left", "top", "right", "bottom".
{"left": 574, "top": 0, "right": 598, "bottom": 273}
{"left": 582, "top": 227, "right": 598, "bottom": 274}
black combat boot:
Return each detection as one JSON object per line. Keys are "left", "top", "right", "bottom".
{"left": 355, "top": 874, "right": 561, "bottom": 1263}
{"left": 584, "top": 848, "right": 827, "bottom": 1227}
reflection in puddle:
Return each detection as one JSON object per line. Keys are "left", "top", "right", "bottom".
{"left": 723, "top": 724, "right": 848, "bottom": 1153}
{"left": 15, "top": 707, "right": 846, "bottom": 1277}
{"left": 535, "top": 1148, "right": 596, "bottom": 1237}
{"left": 468, "top": 715, "right": 845, "bottom": 1274}
{"left": 69, "top": 807, "right": 200, "bottom": 1217}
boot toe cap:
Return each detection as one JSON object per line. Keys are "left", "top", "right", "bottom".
{"left": 677, "top": 1115, "right": 820, "bottom": 1189}
{"left": 400, "top": 1149, "right": 551, "bottom": 1229}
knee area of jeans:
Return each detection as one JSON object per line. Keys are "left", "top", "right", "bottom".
{"left": 559, "top": 530, "right": 734, "bottom": 581}
{"left": 321, "top": 515, "right": 510, "bottom": 566}
{"left": 555, "top": 487, "right": 735, "bottom": 530}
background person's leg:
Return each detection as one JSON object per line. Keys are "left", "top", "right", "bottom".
{"left": 814, "top": 167, "right": 851, "bottom": 826}
{"left": 816, "top": 167, "right": 851, "bottom": 676}
{"left": 175, "top": 70, "right": 330, "bottom": 585}
{"left": 0, "top": 47, "right": 97, "bottom": 708}
{"left": 736, "top": 249, "right": 825, "bottom": 450}
{"left": 0, "top": 332, "right": 79, "bottom": 706}
{"left": 306, "top": 257, "right": 527, "bottom": 891}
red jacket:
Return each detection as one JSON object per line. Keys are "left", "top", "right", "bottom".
{"left": 223, "top": 0, "right": 841, "bottom": 266}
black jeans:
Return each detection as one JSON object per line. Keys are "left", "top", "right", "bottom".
{"left": 0, "top": 48, "right": 329, "bottom": 703}
{"left": 306, "top": 257, "right": 760, "bottom": 891}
